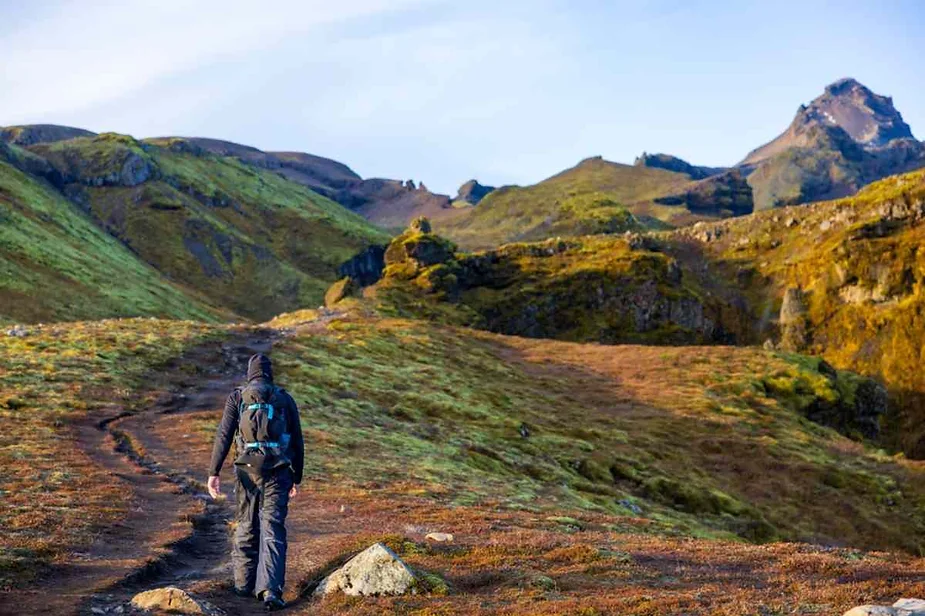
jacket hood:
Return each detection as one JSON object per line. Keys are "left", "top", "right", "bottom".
{"left": 246, "top": 353, "right": 273, "bottom": 383}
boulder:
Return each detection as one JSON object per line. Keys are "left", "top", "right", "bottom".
{"left": 425, "top": 532, "right": 454, "bottom": 543}
{"left": 842, "top": 599, "right": 925, "bottom": 616}
{"left": 5, "top": 325, "right": 29, "bottom": 338}
{"left": 779, "top": 287, "right": 808, "bottom": 351}
{"left": 325, "top": 277, "right": 358, "bottom": 307}
{"left": 314, "top": 543, "right": 417, "bottom": 597}
{"left": 130, "top": 587, "right": 222, "bottom": 615}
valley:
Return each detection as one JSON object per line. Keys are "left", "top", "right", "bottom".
{"left": 2, "top": 75, "right": 925, "bottom": 615}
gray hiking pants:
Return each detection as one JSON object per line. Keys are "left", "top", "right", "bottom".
{"left": 232, "top": 467, "right": 293, "bottom": 596}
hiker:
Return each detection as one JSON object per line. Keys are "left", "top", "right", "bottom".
{"left": 207, "top": 353, "right": 304, "bottom": 611}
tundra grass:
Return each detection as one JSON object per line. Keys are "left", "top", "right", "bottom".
{"left": 226, "top": 316, "right": 925, "bottom": 554}
{"left": 0, "top": 319, "right": 226, "bottom": 588}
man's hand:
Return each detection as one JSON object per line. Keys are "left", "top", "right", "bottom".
{"left": 289, "top": 484, "right": 298, "bottom": 499}
{"left": 207, "top": 475, "right": 221, "bottom": 500}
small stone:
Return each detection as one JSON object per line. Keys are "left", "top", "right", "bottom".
{"left": 785, "top": 217, "right": 798, "bottom": 228}
{"left": 314, "top": 543, "right": 417, "bottom": 597}
{"left": 91, "top": 608, "right": 106, "bottom": 615}
{"left": 425, "top": 532, "right": 454, "bottom": 543}
{"left": 618, "top": 499, "right": 642, "bottom": 515}
{"left": 130, "top": 587, "right": 223, "bottom": 615}
{"left": 5, "top": 325, "right": 28, "bottom": 338}
{"left": 820, "top": 219, "right": 833, "bottom": 231}
{"left": 530, "top": 575, "right": 557, "bottom": 591}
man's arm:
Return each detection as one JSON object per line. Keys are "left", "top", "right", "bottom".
{"left": 287, "top": 394, "right": 305, "bottom": 485}
{"left": 207, "top": 390, "right": 240, "bottom": 496}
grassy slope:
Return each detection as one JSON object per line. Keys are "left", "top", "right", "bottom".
{"left": 0, "top": 157, "right": 223, "bottom": 322}
{"left": 14, "top": 134, "right": 389, "bottom": 322}
{"left": 670, "top": 168, "right": 925, "bottom": 455}
{"left": 258, "top": 314, "right": 925, "bottom": 553}
{"left": 436, "top": 158, "right": 702, "bottom": 250}
{"left": 5, "top": 314, "right": 925, "bottom": 610}
{"left": 0, "top": 319, "right": 223, "bottom": 587}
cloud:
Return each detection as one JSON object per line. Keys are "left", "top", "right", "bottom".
{"left": 0, "top": 0, "right": 432, "bottom": 122}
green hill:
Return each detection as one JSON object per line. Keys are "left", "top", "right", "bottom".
{"left": 0, "top": 130, "right": 389, "bottom": 322}
{"left": 436, "top": 156, "right": 752, "bottom": 250}
{"left": 0, "top": 146, "right": 222, "bottom": 322}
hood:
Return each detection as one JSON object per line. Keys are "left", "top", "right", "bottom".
{"left": 246, "top": 353, "right": 273, "bottom": 383}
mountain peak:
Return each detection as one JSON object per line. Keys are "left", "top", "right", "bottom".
{"left": 824, "top": 77, "right": 865, "bottom": 95}
{"left": 803, "top": 78, "right": 914, "bottom": 146}
{"left": 742, "top": 79, "right": 916, "bottom": 168}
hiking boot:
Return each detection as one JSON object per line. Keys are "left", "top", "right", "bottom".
{"left": 232, "top": 587, "right": 253, "bottom": 598}
{"left": 262, "top": 591, "right": 286, "bottom": 611}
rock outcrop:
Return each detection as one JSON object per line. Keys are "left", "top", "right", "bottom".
{"left": 634, "top": 152, "right": 725, "bottom": 180}
{"left": 455, "top": 179, "right": 495, "bottom": 205}
{"left": 314, "top": 543, "right": 417, "bottom": 597}
{"left": 655, "top": 169, "right": 753, "bottom": 216}
{"left": 338, "top": 245, "right": 386, "bottom": 287}
{"left": 779, "top": 287, "right": 808, "bottom": 351}
{"left": 130, "top": 587, "right": 223, "bottom": 615}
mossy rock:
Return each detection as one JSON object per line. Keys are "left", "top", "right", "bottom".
{"left": 384, "top": 231, "right": 457, "bottom": 268}
{"left": 410, "top": 216, "right": 432, "bottom": 234}
{"left": 325, "top": 277, "right": 358, "bottom": 307}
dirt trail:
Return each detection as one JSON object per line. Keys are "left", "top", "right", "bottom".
{"left": 13, "top": 330, "right": 278, "bottom": 615}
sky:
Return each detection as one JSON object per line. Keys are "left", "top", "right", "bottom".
{"left": 1, "top": 0, "right": 923, "bottom": 194}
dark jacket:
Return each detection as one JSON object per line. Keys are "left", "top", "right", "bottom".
{"left": 208, "top": 354, "right": 305, "bottom": 483}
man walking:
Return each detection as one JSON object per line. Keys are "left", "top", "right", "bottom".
{"left": 207, "top": 353, "right": 304, "bottom": 611}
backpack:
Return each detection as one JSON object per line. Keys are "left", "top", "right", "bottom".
{"left": 233, "top": 383, "right": 292, "bottom": 475}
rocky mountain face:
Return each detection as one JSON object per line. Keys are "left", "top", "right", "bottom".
{"left": 739, "top": 78, "right": 925, "bottom": 209}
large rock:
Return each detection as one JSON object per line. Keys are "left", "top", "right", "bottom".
{"left": 314, "top": 543, "right": 417, "bottom": 597}
{"left": 843, "top": 599, "right": 925, "bottom": 616}
{"left": 130, "top": 587, "right": 222, "bottom": 615}
{"left": 325, "top": 277, "right": 358, "bottom": 307}
{"left": 779, "top": 287, "right": 808, "bottom": 351}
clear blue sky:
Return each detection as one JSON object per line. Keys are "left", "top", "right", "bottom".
{"left": 1, "top": 0, "right": 923, "bottom": 194}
